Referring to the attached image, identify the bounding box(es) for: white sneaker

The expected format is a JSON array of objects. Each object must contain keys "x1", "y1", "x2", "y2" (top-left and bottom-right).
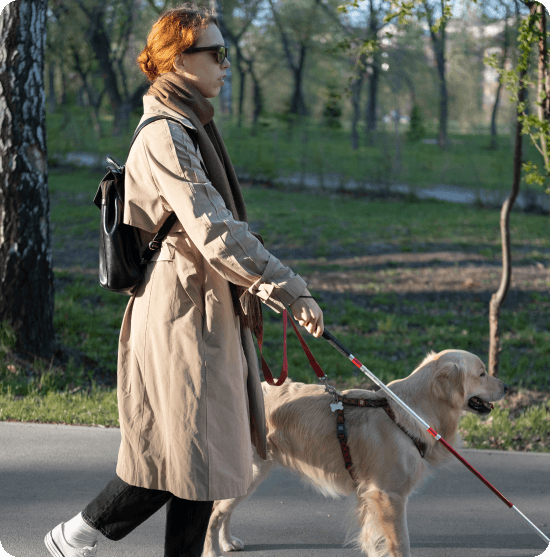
[{"x1": 44, "y1": 523, "x2": 98, "y2": 557}]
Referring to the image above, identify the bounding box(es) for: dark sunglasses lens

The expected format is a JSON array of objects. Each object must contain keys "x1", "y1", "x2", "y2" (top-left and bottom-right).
[{"x1": 218, "y1": 47, "x2": 227, "y2": 64}]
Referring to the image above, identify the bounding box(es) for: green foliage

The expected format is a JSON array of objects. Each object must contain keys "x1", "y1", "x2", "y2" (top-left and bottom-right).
[
  {"x1": 335, "y1": 0, "x2": 549, "y2": 197},
  {"x1": 405, "y1": 104, "x2": 426, "y2": 143},
  {"x1": 322, "y1": 82, "x2": 344, "y2": 129},
  {"x1": 0, "y1": 320, "x2": 17, "y2": 360}
]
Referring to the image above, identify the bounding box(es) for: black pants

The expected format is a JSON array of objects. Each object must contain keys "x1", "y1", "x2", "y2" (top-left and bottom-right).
[{"x1": 81, "y1": 474, "x2": 214, "y2": 557}]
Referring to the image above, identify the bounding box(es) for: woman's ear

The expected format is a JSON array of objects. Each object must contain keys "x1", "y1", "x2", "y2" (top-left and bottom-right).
[{"x1": 173, "y1": 53, "x2": 184, "y2": 73}]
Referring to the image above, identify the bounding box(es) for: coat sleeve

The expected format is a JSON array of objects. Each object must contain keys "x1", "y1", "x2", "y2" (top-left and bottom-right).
[{"x1": 140, "y1": 118, "x2": 308, "y2": 314}]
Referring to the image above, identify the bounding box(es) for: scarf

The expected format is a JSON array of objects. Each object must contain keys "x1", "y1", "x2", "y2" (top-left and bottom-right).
[{"x1": 145, "y1": 72, "x2": 263, "y2": 340}]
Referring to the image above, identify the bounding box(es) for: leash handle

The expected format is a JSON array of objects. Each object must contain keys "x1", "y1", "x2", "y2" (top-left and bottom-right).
[
  {"x1": 255, "y1": 309, "x2": 327, "y2": 385},
  {"x1": 286, "y1": 313, "x2": 326, "y2": 379}
]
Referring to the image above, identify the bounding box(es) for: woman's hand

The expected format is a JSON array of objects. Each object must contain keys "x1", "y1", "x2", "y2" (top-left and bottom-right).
[{"x1": 289, "y1": 289, "x2": 324, "y2": 338}]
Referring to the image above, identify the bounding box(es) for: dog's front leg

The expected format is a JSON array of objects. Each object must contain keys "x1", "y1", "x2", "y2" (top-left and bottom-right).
[
  {"x1": 202, "y1": 449, "x2": 275, "y2": 557},
  {"x1": 357, "y1": 490, "x2": 411, "y2": 557}
]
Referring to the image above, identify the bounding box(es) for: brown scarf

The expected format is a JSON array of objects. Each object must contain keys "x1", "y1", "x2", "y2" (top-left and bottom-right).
[{"x1": 145, "y1": 71, "x2": 263, "y2": 339}]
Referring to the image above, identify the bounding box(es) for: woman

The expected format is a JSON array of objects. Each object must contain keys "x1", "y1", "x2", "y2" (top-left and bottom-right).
[{"x1": 44, "y1": 3, "x2": 324, "y2": 557}]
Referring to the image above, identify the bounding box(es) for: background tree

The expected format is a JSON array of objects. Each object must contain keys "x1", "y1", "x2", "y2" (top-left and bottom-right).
[
  {"x1": 212, "y1": 0, "x2": 263, "y2": 127},
  {"x1": 68, "y1": 0, "x2": 150, "y2": 136},
  {"x1": 339, "y1": 0, "x2": 548, "y2": 377},
  {"x1": 488, "y1": 1, "x2": 548, "y2": 376},
  {"x1": 266, "y1": 0, "x2": 325, "y2": 122},
  {"x1": 0, "y1": 0, "x2": 56, "y2": 360}
]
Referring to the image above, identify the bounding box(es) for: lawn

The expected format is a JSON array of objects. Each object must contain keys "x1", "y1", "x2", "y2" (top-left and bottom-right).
[{"x1": 1, "y1": 149, "x2": 549, "y2": 452}]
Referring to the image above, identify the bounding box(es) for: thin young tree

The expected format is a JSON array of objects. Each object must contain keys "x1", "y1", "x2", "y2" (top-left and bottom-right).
[
  {"x1": 488, "y1": 1, "x2": 548, "y2": 376},
  {"x1": 339, "y1": 0, "x2": 549, "y2": 378}
]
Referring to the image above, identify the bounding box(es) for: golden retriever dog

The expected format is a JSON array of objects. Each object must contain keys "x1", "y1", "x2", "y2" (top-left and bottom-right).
[{"x1": 202, "y1": 349, "x2": 508, "y2": 557}]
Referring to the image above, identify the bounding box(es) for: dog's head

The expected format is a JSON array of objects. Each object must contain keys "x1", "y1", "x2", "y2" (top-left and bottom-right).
[{"x1": 424, "y1": 349, "x2": 508, "y2": 415}]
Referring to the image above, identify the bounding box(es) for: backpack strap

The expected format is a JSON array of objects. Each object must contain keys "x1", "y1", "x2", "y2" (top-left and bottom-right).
[
  {"x1": 129, "y1": 115, "x2": 199, "y2": 154},
  {"x1": 128, "y1": 116, "x2": 198, "y2": 266}
]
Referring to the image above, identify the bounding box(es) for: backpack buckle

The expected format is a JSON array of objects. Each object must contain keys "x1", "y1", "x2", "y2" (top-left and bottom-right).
[{"x1": 149, "y1": 240, "x2": 162, "y2": 251}]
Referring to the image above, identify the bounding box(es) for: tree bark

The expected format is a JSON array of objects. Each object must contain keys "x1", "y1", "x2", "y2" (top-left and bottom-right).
[
  {"x1": 0, "y1": 0, "x2": 56, "y2": 359},
  {"x1": 351, "y1": 62, "x2": 365, "y2": 150},
  {"x1": 487, "y1": 3, "x2": 537, "y2": 377},
  {"x1": 364, "y1": 1, "x2": 383, "y2": 146},
  {"x1": 48, "y1": 61, "x2": 57, "y2": 113},
  {"x1": 249, "y1": 61, "x2": 263, "y2": 126},
  {"x1": 365, "y1": 49, "x2": 381, "y2": 147}
]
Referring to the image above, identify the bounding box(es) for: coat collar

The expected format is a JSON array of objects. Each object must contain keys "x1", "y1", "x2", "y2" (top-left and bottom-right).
[{"x1": 142, "y1": 95, "x2": 197, "y2": 132}]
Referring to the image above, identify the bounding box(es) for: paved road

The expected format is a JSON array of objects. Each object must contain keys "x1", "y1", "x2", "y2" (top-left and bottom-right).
[{"x1": 1, "y1": 421, "x2": 549, "y2": 557}]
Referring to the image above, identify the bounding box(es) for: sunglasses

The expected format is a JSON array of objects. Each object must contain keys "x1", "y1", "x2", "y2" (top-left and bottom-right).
[{"x1": 182, "y1": 45, "x2": 229, "y2": 65}]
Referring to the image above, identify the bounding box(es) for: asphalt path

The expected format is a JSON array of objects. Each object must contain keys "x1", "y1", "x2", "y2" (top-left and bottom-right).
[{"x1": 1, "y1": 421, "x2": 549, "y2": 557}]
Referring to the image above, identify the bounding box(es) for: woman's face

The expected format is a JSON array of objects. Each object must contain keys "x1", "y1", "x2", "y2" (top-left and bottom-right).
[{"x1": 173, "y1": 23, "x2": 230, "y2": 98}]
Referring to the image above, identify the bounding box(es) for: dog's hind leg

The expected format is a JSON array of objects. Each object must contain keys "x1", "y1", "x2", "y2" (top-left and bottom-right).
[
  {"x1": 356, "y1": 490, "x2": 411, "y2": 557},
  {"x1": 202, "y1": 449, "x2": 275, "y2": 557}
]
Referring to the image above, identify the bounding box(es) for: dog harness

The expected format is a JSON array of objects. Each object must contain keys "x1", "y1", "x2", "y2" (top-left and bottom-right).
[
  {"x1": 331, "y1": 393, "x2": 427, "y2": 482},
  {"x1": 264, "y1": 310, "x2": 428, "y2": 484}
]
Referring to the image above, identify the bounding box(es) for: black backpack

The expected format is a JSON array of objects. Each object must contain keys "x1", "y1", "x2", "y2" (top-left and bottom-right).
[{"x1": 93, "y1": 116, "x2": 199, "y2": 295}]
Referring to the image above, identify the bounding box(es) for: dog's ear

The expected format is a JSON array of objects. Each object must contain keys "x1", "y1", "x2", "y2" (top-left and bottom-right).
[{"x1": 431, "y1": 360, "x2": 466, "y2": 405}]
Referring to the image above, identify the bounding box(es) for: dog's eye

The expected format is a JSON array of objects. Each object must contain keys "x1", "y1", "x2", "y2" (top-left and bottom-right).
[{"x1": 480, "y1": 372, "x2": 486, "y2": 377}]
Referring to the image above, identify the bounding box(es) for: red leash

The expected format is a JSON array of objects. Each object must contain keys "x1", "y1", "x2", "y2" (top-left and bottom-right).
[{"x1": 255, "y1": 309, "x2": 325, "y2": 385}]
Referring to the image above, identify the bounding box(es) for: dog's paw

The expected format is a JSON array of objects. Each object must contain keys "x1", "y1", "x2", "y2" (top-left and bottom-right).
[{"x1": 221, "y1": 535, "x2": 244, "y2": 552}]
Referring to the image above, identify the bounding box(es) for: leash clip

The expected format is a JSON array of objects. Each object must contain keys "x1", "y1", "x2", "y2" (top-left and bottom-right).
[{"x1": 319, "y1": 374, "x2": 339, "y2": 404}]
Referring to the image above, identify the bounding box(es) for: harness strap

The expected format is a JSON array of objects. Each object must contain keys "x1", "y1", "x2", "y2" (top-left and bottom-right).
[{"x1": 335, "y1": 393, "x2": 427, "y2": 459}]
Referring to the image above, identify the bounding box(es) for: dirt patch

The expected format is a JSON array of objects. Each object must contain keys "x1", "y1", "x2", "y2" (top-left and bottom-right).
[{"x1": 284, "y1": 251, "x2": 550, "y2": 295}]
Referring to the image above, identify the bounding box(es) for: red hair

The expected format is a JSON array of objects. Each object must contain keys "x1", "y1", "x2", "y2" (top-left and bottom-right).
[{"x1": 136, "y1": 3, "x2": 219, "y2": 83}]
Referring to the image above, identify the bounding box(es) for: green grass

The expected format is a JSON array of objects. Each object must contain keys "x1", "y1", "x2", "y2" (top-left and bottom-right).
[
  {"x1": 1, "y1": 165, "x2": 549, "y2": 450},
  {"x1": 46, "y1": 107, "x2": 549, "y2": 195},
  {"x1": 459, "y1": 403, "x2": 550, "y2": 453}
]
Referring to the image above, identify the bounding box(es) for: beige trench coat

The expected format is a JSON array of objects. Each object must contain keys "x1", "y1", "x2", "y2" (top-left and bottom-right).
[{"x1": 115, "y1": 95, "x2": 307, "y2": 501}]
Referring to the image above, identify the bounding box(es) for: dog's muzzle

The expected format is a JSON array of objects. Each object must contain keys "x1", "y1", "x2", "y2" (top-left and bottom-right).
[{"x1": 468, "y1": 396, "x2": 494, "y2": 414}]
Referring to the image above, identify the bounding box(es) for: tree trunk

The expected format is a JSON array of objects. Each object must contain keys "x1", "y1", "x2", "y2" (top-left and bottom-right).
[
  {"x1": 0, "y1": 0, "x2": 56, "y2": 359},
  {"x1": 60, "y1": 63, "x2": 68, "y2": 105},
  {"x1": 365, "y1": 53, "x2": 380, "y2": 147},
  {"x1": 237, "y1": 66, "x2": 246, "y2": 128},
  {"x1": 489, "y1": 5, "x2": 511, "y2": 151},
  {"x1": 393, "y1": 107, "x2": 401, "y2": 177},
  {"x1": 219, "y1": 65, "x2": 233, "y2": 116},
  {"x1": 423, "y1": 0, "x2": 448, "y2": 150},
  {"x1": 250, "y1": 64, "x2": 263, "y2": 127},
  {"x1": 113, "y1": 101, "x2": 132, "y2": 139},
  {"x1": 290, "y1": 50, "x2": 308, "y2": 117},
  {"x1": 487, "y1": 40, "x2": 531, "y2": 377},
  {"x1": 351, "y1": 67, "x2": 365, "y2": 150},
  {"x1": 48, "y1": 61, "x2": 56, "y2": 113}
]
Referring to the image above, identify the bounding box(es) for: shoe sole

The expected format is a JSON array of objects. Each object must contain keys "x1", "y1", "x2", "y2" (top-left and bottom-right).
[{"x1": 44, "y1": 530, "x2": 65, "y2": 557}]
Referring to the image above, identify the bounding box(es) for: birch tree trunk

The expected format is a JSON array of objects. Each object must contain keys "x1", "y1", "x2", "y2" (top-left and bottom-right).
[{"x1": 0, "y1": 0, "x2": 56, "y2": 359}]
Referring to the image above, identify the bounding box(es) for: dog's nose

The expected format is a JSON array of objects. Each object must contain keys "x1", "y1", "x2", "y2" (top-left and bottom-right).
[{"x1": 503, "y1": 382, "x2": 509, "y2": 393}]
